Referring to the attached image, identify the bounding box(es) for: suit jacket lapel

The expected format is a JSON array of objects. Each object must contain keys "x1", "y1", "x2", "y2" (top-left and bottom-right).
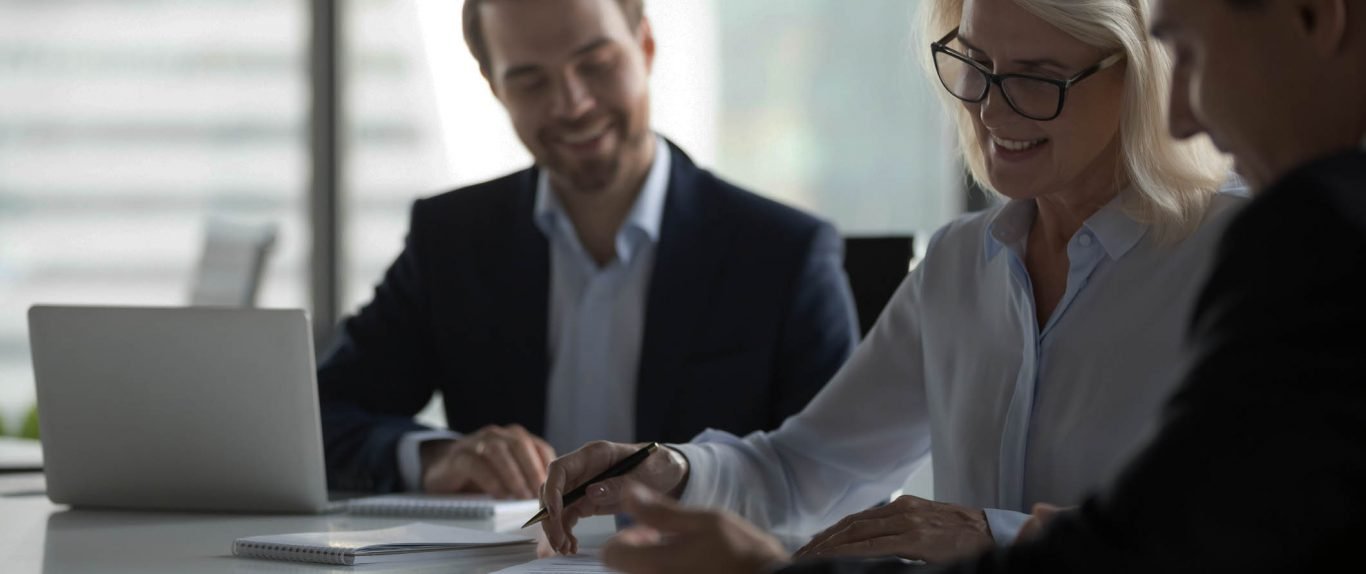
[
  {"x1": 635, "y1": 143, "x2": 730, "y2": 440},
  {"x1": 492, "y1": 168, "x2": 551, "y2": 436}
]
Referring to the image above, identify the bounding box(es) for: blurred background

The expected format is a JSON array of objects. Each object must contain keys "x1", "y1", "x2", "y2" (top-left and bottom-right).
[{"x1": 0, "y1": 0, "x2": 962, "y2": 476}]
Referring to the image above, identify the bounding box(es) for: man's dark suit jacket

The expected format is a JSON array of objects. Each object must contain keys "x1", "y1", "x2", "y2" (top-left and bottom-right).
[
  {"x1": 319, "y1": 141, "x2": 859, "y2": 493},
  {"x1": 781, "y1": 150, "x2": 1366, "y2": 574}
]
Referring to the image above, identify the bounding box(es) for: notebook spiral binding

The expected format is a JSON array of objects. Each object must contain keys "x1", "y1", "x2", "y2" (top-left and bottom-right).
[
  {"x1": 233, "y1": 541, "x2": 352, "y2": 566},
  {"x1": 347, "y1": 498, "x2": 496, "y2": 519}
]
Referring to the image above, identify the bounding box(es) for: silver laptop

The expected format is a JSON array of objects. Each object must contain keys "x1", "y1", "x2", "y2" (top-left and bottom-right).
[{"x1": 28, "y1": 305, "x2": 331, "y2": 513}]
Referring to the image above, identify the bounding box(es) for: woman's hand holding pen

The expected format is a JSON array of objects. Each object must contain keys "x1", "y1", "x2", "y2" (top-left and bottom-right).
[{"x1": 540, "y1": 440, "x2": 690, "y2": 555}]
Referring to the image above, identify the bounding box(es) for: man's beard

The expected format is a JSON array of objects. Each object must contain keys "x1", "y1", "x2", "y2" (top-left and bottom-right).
[
  {"x1": 544, "y1": 119, "x2": 643, "y2": 193},
  {"x1": 559, "y1": 155, "x2": 622, "y2": 193}
]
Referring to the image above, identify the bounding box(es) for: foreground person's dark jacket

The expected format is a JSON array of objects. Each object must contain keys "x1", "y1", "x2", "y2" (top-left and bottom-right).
[{"x1": 783, "y1": 151, "x2": 1366, "y2": 574}]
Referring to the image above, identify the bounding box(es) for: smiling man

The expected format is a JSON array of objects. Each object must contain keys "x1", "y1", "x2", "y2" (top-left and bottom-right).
[
  {"x1": 316, "y1": 0, "x2": 857, "y2": 499},
  {"x1": 593, "y1": 0, "x2": 1366, "y2": 572}
]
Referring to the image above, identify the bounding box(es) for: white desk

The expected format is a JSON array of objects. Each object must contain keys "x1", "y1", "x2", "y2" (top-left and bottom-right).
[{"x1": 0, "y1": 475, "x2": 616, "y2": 574}]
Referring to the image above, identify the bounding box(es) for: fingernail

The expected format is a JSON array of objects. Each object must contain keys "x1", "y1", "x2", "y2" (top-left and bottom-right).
[{"x1": 591, "y1": 484, "x2": 608, "y2": 498}]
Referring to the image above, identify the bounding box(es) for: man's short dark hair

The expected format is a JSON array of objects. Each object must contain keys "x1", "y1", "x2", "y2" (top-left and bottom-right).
[{"x1": 462, "y1": 0, "x2": 645, "y2": 79}]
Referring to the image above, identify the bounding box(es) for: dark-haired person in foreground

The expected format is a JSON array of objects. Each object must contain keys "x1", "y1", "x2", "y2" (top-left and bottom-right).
[{"x1": 595, "y1": 0, "x2": 1366, "y2": 572}]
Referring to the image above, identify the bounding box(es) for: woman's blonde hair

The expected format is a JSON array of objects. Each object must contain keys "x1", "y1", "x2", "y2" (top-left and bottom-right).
[{"x1": 918, "y1": 0, "x2": 1228, "y2": 242}]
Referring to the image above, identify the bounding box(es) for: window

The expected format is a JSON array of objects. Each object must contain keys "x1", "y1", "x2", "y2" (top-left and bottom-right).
[
  {"x1": 0, "y1": 0, "x2": 309, "y2": 427},
  {"x1": 712, "y1": 0, "x2": 959, "y2": 235}
]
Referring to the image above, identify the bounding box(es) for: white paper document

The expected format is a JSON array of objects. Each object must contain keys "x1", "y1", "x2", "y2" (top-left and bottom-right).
[
  {"x1": 492, "y1": 553, "x2": 616, "y2": 573},
  {"x1": 233, "y1": 522, "x2": 535, "y2": 566}
]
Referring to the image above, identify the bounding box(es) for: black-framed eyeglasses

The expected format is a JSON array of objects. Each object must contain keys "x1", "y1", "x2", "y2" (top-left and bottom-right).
[{"x1": 930, "y1": 27, "x2": 1125, "y2": 121}]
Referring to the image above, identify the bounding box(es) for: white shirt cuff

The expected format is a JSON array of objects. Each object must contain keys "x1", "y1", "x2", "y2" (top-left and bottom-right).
[
  {"x1": 670, "y1": 427, "x2": 752, "y2": 509},
  {"x1": 396, "y1": 429, "x2": 461, "y2": 492},
  {"x1": 983, "y1": 508, "x2": 1031, "y2": 546},
  {"x1": 667, "y1": 441, "x2": 720, "y2": 508}
]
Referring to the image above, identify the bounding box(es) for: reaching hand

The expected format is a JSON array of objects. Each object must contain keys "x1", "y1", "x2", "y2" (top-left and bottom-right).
[
  {"x1": 540, "y1": 441, "x2": 690, "y2": 555},
  {"x1": 601, "y1": 483, "x2": 789, "y2": 574},
  {"x1": 794, "y1": 494, "x2": 993, "y2": 563},
  {"x1": 419, "y1": 424, "x2": 555, "y2": 500}
]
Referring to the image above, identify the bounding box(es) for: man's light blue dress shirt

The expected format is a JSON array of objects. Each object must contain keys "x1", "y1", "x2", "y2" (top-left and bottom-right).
[
  {"x1": 395, "y1": 136, "x2": 671, "y2": 489},
  {"x1": 536, "y1": 136, "x2": 671, "y2": 455},
  {"x1": 673, "y1": 189, "x2": 1246, "y2": 544}
]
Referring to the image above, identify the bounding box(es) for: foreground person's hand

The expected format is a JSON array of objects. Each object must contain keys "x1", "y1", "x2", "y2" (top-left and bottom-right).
[{"x1": 601, "y1": 483, "x2": 789, "y2": 574}]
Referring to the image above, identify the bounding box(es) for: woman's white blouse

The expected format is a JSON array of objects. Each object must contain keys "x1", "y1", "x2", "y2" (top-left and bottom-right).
[{"x1": 672, "y1": 191, "x2": 1246, "y2": 543}]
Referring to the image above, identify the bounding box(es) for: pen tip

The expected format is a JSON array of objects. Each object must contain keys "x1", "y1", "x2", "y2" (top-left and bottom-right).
[{"x1": 521, "y1": 511, "x2": 546, "y2": 529}]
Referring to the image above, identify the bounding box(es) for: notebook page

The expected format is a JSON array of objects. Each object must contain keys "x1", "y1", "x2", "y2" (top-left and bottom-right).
[{"x1": 235, "y1": 522, "x2": 532, "y2": 552}]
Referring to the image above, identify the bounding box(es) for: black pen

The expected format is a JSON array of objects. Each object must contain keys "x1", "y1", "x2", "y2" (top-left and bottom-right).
[{"x1": 522, "y1": 442, "x2": 660, "y2": 528}]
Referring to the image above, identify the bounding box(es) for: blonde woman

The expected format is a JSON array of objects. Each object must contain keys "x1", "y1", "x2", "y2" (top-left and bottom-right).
[{"x1": 541, "y1": 0, "x2": 1242, "y2": 567}]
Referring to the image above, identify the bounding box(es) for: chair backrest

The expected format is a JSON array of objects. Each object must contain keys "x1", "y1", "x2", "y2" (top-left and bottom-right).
[
  {"x1": 187, "y1": 218, "x2": 278, "y2": 307},
  {"x1": 843, "y1": 235, "x2": 915, "y2": 337}
]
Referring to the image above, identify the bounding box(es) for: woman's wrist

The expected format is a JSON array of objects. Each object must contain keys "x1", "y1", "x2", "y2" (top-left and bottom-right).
[{"x1": 661, "y1": 444, "x2": 691, "y2": 499}]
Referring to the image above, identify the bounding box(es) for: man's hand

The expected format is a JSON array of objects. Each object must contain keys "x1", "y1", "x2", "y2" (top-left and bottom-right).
[
  {"x1": 419, "y1": 424, "x2": 555, "y2": 499},
  {"x1": 541, "y1": 441, "x2": 690, "y2": 555},
  {"x1": 794, "y1": 494, "x2": 993, "y2": 563},
  {"x1": 601, "y1": 483, "x2": 789, "y2": 574}
]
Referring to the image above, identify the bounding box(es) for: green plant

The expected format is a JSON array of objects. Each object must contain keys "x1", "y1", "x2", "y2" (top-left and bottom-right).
[{"x1": 20, "y1": 405, "x2": 38, "y2": 440}]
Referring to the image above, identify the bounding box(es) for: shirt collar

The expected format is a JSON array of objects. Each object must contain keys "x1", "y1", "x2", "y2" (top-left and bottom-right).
[
  {"x1": 984, "y1": 199, "x2": 1034, "y2": 261},
  {"x1": 984, "y1": 190, "x2": 1148, "y2": 262},
  {"x1": 534, "y1": 135, "x2": 671, "y2": 264},
  {"x1": 1082, "y1": 191, "x2": 1148, "y2": 260}
]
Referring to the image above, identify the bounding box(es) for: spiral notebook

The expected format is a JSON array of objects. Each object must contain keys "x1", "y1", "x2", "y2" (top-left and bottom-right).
[
  {"x1": 344, "y1": 494, "x2": 541, "y2": 520},
  {"x1": 232, "y1": 522, "x2": 535, "y2": 566}
]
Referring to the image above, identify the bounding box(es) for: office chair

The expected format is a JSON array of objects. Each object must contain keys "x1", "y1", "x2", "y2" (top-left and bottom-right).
[
  {"x1": 843, "y1": 235, "x2": 915, "y2": 337},
  {"x1": 187, "y1": 218, "x2": 278, "y2": 307}
]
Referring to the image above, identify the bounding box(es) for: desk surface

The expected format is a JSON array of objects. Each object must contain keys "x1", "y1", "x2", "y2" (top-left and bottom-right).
[{"x1": 0, "y1": 475, "x2": 616, "y2": 574}]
